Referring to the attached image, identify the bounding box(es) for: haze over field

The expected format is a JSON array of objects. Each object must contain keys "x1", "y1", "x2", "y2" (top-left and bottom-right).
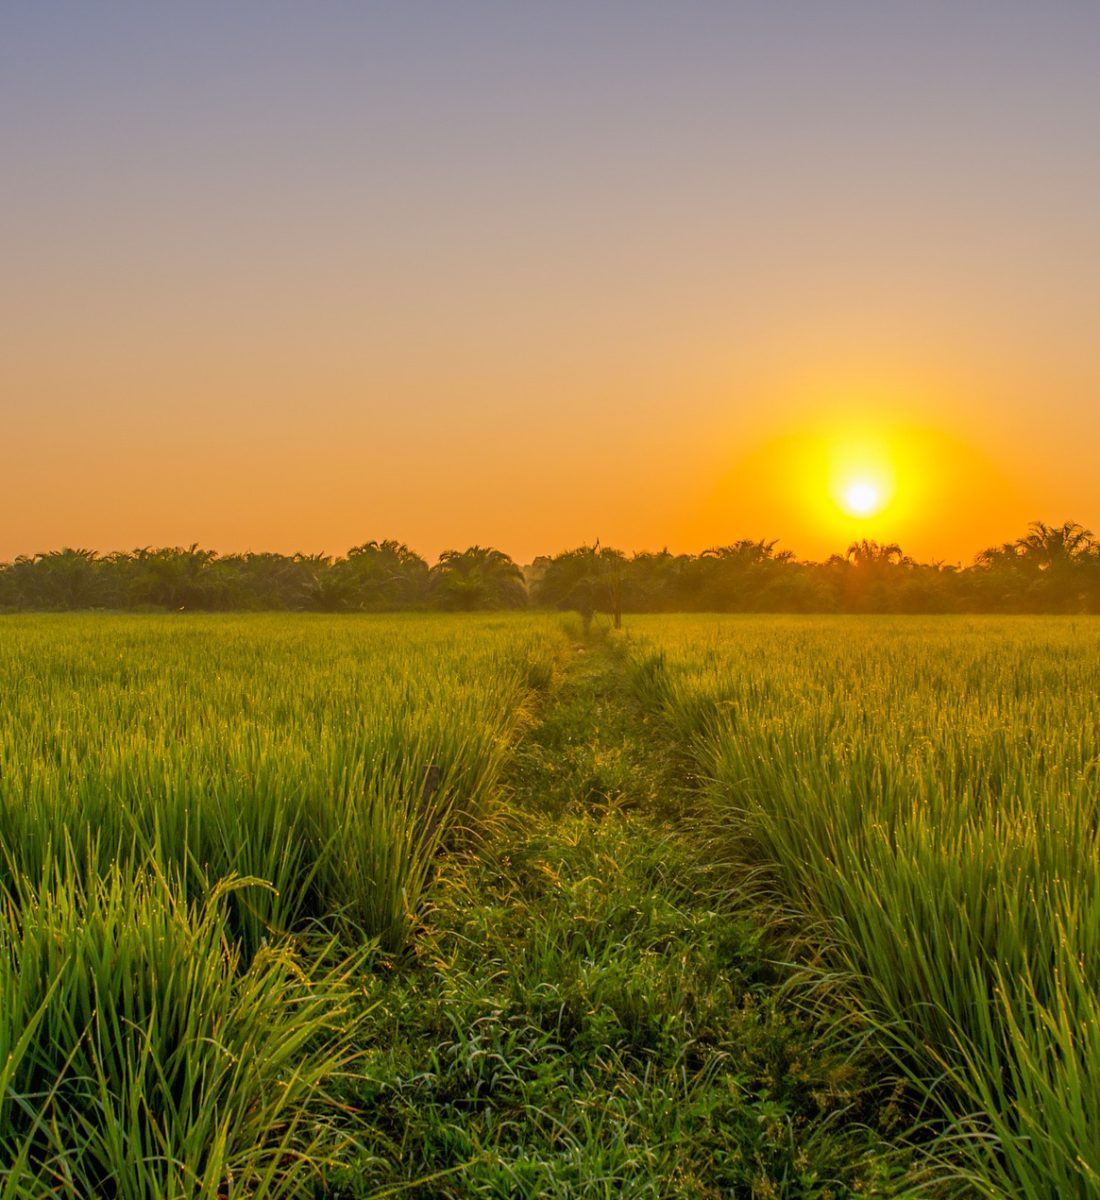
[{"x1": 4, "y1": 3, "x2": 1099, "y2": 562}]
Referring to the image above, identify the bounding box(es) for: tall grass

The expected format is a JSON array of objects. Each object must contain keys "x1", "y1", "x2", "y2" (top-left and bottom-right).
[
  {"x1": 631, "y1": 614, "x2": 1100, "y2": 1198},
  {"x1": 0, "y1": 866, "x2": 366, "y2": 1198},
  {"x1": 0, "y1": 612, "x2": 557, "y2": 950},
  {"x1": 0, "y1": 612, "x2": 560, "y2": 1195}
]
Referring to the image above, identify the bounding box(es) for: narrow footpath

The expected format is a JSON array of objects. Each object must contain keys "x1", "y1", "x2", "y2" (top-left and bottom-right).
[{"x1": 333, "y1": 629, "x2": 936, "y2": 1199}]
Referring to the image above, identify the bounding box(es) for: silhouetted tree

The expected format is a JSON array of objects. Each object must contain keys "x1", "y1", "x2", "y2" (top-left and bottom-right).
[
  {"x1": 429, "y1": 546, "x2": 526, "y2": 611},
  {"x1": 0, "y1": 549, "x2": 108, "y2": 609},
  {"x1": 624, "y1": 549, "x2": 694, "y2": 612},
  {"x1": 533, "y1": 544, "x2": 625, "y2": 627},
  {"x1": 1014, "y1": 521, "x2": 1096, "y2": 612},
  {"x1": 1016, "y1": 520, "x2": 1095, "y2": 568},
  {"x1": 695, "y1": 540, "x2": 794, "y2": 610},
  {"x1": 2, "y1": 521, "x2": 1096, "y2": 615},
  {"x1": 333, "y1": 540, "x2": 429, "y2": 610},
  {"x1": 827, "y1": 540, "x2": 914, "y2": 612},
  {"x1": 970, "y1": 522, "x2": 1098, "y2": 612},
  {"x1": 130, "y1": 545, "x2": 219, "y2": 609},
  {"x1": 210, "y1": 552, "x2": 319, "y2": 610}
]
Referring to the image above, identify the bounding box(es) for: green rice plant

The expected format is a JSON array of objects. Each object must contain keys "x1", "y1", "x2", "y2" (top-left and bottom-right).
[
  {"x1": 0, "y1": 613, "x2": 560, "y2": 951},
  {"x1": 0, "y1": 612, "x2": 561, "y2": 1193},
  {"x1": 0, "y1": 864, "x2": 369, "y2": 1199},
  {"x1": 630, "y1": 614, "x2": 1100, "y2": 1198}
]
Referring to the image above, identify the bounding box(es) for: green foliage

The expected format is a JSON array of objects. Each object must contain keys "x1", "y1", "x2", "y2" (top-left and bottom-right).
[
  {"x1": 0, "y1": 867, "x2": 367, "y2": 1198},
  {"x1": 429, "y1": 546, "x2": 528, "y2": 611},
  {"x1": 633, "y1": 614, "x2": 1100, "y2": 1197},
  {"x1": 3, "y1": 520, "x2": 1099, "y2": 614},
  {"x1": 530, "y1": 543, "x2": 626, "y2": 626},
  {"x1": 0, "y1": 614, "x2": 557, "y2": 953},
  {"x1": 6, "y1": 608, "x2": 1089, "y2": 1196},
  {"x1": 335, "y1": 637, "x2": 930, "y2": 1198},
  {"x1": 331, "y1": 539, "x2": 431, "y2": 611},
  {"x1": 0, "y1": 613, "x2": 560, "y2": 1194}
]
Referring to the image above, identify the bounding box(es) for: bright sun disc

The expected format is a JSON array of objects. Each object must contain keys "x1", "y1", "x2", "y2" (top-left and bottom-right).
[{"x1": 844, "y1": 480, "x2": 881, "y2": 516}]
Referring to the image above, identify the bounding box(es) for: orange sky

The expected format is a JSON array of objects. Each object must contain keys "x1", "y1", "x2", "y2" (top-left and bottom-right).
[{"x1": 3, "y1": 5, "x2": 1099, "y2": 565}]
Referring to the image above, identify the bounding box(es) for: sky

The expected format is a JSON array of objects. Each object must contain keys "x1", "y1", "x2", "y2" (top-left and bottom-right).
[{"x1": 3, "y1": 2, "x2": 1099, "y2": 565}]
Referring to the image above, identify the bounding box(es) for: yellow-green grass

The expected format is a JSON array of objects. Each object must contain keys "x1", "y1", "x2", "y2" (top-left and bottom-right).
[
  {"x1": 0, "y1": 868, "x2": 368, "y2": 1199},
  {"x1": 0, "y1": 612, "x2": 560, "y2": 1195},
  {"x1": 631, "y1": 614, "x2": 1100, "y2": 1198},
  {"x1": 0, "y1": 612, "x2": 558, "y2": 951}
]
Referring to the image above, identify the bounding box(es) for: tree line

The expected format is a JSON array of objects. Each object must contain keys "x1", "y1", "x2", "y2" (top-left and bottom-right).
[{"x1": 2, "y1": 522, "x2": 1099, "y2": 615}]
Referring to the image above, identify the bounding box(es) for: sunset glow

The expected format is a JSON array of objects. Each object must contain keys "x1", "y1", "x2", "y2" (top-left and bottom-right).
[
  {"x1": 825, "y1": 433, "x2": 898, "y2": 528},
  {"x1": 2, "y1": 6, "x2": 1098, "y2": 563},
  {"x1": 843, "y1": 481, "x2": 882, "y2": 518}
]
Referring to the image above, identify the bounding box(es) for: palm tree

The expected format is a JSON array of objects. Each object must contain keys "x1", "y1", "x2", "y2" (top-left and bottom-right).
[
  {"x1": 845, "y1": 539, "x2": 909, "y2": 568},
  {"x1": 31, "y1": 548, "x2": 104, "y2": 608},
  {"x1": 532, "y1": 544, "x2": 625, "y2": 627},
  {"x1": 1014, "y1": 521, "x2": 1096, "y2": 570},
  {"x1": 1013, "y1": 521, "x2": 1097, "y2": 612},
  {"x1": 337, "y1": 540, "x2": 429, "y2": 609},
  {"x1": 974, "y1": 541, "x2": 1021, "y2": 569},
  {"x1": 429, "y1": 546, "x2": 527, "y2": 611},
  {"x1": 701, "y1": 538, "x2": 792, "y2": 566},
  {"x1": 832, "y1": 540, "x2": 912, "y2": 613},
  {"x1": 133, "y1": 545, "x2": 218, "y2": 609},
  {"x1": 626, "y1": 548, "x2": 693, "y2": 612},
  {"x1": 697, "y1": 539, "x2": 796, "y2": 611}
]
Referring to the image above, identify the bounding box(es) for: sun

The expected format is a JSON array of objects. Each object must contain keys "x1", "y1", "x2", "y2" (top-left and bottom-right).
[
  {"x1": 843, "y1": 479, "x2": 883, "y2": 517},
  {"x1": 826, "y1": 435, "x2": 896, "y2": 521}
]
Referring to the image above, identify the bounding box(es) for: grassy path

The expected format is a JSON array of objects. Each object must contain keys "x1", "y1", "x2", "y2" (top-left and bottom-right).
[{"x1": 334, "y1": 631, "x2": 936, "y2": 1198}]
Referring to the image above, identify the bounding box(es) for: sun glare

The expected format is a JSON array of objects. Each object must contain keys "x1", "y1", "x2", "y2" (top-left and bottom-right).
[
  {"x1": 843, "y1": 479, "x2": 882, "y2": 517},
  {"x1": 826, "y1": 434, "x2": 897, "y2": 524}
]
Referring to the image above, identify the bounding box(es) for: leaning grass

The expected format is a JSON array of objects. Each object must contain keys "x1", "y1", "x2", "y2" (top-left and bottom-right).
[
  {"x1": 0, "y1": 865, "x2": 368, "y2": 1199},
  {"x1": 0, "y1": 612, "x2": 558, "y2": 951},
  {"x1": 631, "y1": 614, "x2": 1100, "y2": 1199},
  {"x1": 0, "y1": 612, "x2": 560, "y2": 1195}
]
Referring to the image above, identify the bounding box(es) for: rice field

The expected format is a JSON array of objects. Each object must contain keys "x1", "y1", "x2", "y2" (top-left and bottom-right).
[
  {"x1": 630, "y1": 614, "x2": 1100, "y2": 1199},
  {"x1": 0, "y1": 613, "x2": 559, "y2": 1197},
  {"x1": 3, "y1": 610, "x2": 1098, "y2": 1197}
]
